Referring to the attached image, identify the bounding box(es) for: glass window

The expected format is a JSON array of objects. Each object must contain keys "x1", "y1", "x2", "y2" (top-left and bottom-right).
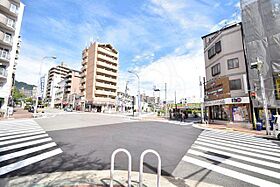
[
  {"x1": 211, "y1": 63, "x2": 220, "y2": 76},
  {"x1": 4, "y1": 33, "x2": 12, "y2": 43},
  {"x1": 7, "y1": 19, "x2": 15, "y2": 28},
  {"x1": 208, "y1": 46, "x2": 216, "y2": 59},
  {"x1": 230, "y1": 79, "x2": 242, "y2": 90},
  {"x1": 228, "y1": 58, "x2": 239, "y2": 69},
  {"x1": 10, "y1": 4, "x2": 18, "y2": 14},
  {"x1": 215, "y1": 41, "x2": 221, "y2": 53}
]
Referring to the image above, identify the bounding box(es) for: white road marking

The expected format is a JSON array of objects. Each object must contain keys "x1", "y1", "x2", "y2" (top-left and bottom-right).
[
  {"x1": 197, "y1": 137, "x2": 280, "y2": 157},
  {"x1": 182, "y1": 156, "x2": 280, "y2": 187},
  {"x1": 0, "y1": 129, "x2": 44, "y2": 137},
  {"x1": 0, "y1": 125, "x2": 41, "y2": 130},
  {"x1": 0, "y1": 131, "x2": 45, "y2": 141},
  {"x1": 192, "y1": 145, "x2": 280, "y2": 169},
  {"x1": 200, "y1": 133, "x2": 277, "y2": 146},
  {"x1": 0, "y1": 138, "x2": 52, "y2": 152},
  {"x1": 198, "y1": 136, "x2": 280, "y2": 153},
  {"x1": 195, "y1": 141, "x2": 280, "y2": 162},
  {"x1": 0, "y1": 134, "x2": 48, "y2": 146},
  {"x1": 0, "y1": 142, "x2": 57, "y2": 162},
  {"x1": 188, "y1": 149, "x2": 280, "y2": 179},
  {"x1": 0, "y1": 148, "x2": 62, "y2": 175},
  {"x1": 0, "y1": 128, "x2": 44, "y2": 136}
]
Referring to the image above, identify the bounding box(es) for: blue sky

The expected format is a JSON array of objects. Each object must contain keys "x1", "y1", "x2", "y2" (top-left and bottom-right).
[{"x1": 17, "y1": 0, "x2": 240, "y2": 100}]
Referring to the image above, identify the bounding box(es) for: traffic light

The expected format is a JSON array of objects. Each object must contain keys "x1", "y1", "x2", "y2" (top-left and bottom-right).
[{"x1": 251, "y1": 91, "x2": 256, "y2": 99}]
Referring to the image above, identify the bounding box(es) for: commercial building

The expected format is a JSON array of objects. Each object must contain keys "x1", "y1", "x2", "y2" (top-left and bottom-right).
[
  {"x1": 45, "y1": 63, "x2": 71, "y2": 107},
  {"x1": 0, "y1": 0, "x2": 24, "y2": 113},
  {"x1": 202, "y1": 23, "x2": 252, "y2": 125},
  {"x1": 116, "y1": 91, "x2": 133, "y2": 112},
  {"x1": 80, "y1": 42, "x2": 118, "y2": 112},
  {"x1": 241, "y1": 0, "x2": 280, "y2": 123}
]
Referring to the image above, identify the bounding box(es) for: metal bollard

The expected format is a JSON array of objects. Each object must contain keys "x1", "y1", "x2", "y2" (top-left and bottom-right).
[
  {"x1": 110, "y1": 148, "x2": 132, "y2": 187},
  {"x1": 139, "y1": 149, "x2": 161, "y2": 187}
]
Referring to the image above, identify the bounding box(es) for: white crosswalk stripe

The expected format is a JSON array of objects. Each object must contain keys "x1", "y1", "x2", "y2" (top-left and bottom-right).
[
  {"x1": 181, "y1": 129, "x2": 280, "y2": 186},
  {"x1": 0, "y1": 119, "x2": 62, "y2": 176}
]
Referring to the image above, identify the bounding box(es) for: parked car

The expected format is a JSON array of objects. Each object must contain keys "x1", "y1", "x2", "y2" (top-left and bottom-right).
[
  {"x1": 28, "y1": 106, "x2": 34, "y2": 113},
  {"x1": 37, "y1": 105, "x2": 45, "y2": 113},
  {"x1": 64, "y1": 107, "x2": 73, "y2": 112}
]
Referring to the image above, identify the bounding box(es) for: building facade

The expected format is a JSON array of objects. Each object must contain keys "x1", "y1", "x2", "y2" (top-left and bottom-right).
[
  {"x1": 202, "y1": 23, "x2": 252, "y2": 125},
  {"x1": 0, "y1": 0, "x2": 24, "y2": 113},
  {"x1": 45, "y1": 63, "x2": 71, "y2": 107},
  {"x1": 80, "y1": 42, "x2": 118, "y2": 112}
]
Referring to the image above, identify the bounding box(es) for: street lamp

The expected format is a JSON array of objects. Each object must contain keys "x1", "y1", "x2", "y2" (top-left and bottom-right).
[
  {"x1": 128, "y1": 70, "x2": 141, "y2": 116},
  {"x1": 34, "y1": 56, "x2": 57, "y2": 115}
]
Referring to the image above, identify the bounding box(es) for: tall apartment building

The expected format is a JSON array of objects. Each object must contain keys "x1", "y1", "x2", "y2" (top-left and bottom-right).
[
  {"x1": 202, "y1": 23, "x2": 252, "y2": 126},
  {"x1": 0, "y1": 0, "x2": 24, "y2": 113},
  {"x1": 45, "y1": 63, "x2": 71, "y2": 107},
  {"x1": 80, "y1": 42, "x2": 118, "y2": 111},
  {"x1": 54, "y1": 70, "x2": 81, "y2": 108}
]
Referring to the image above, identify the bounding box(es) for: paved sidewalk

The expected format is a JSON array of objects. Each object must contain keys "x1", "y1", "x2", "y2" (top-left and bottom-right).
[
  {"x1": 3, "y1": 170, "x2": 222, "y2": 187},
  {"x1": 0, "y1": 108, "x2": 32, "y2": 121},
  {"x1": 193, "y1": 123, "x2": 267, "y2": 136}
]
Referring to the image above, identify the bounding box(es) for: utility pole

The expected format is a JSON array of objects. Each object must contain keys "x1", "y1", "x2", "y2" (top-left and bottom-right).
[
  {"x1": 199, "y1": 76, "x2": 204, "y2": 123},
  {"x1": 251, "y1": 58, "x2": 270, "y2": 135},
  {"x1": 165, "y1": 83, "x2": 167, "y2": 118}
]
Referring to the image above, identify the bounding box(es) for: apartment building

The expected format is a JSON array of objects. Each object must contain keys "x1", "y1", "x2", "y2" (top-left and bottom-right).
[
  {"x1": 0, "y1": 0, "x2": 24, "y2": 113},
  {"x1": 54, "y1": 70, "x2": 81, "y2": 108},
  {"x1": 202, "y1": 23, "x2": 252, "y2": 125},
  {"x1": 45, "y1": 63, "x2": 71, "y2": 107},
  {"x1": 80, "y1": 42, "x2": 118, "y2": 111}
]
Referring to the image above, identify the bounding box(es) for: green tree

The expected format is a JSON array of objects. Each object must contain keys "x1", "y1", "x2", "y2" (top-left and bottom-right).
[{"x1": 12, "y1": 87, "x2": 25, "y2": 102}]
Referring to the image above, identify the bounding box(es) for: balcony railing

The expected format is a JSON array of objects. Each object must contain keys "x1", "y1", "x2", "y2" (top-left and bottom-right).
[
  {"x1": 0, "y1": 0, "x2": 18, "y2": 15},
  {"x1": 0, "y1": 50, "x2": 10, "y2": 62},
  {"x1": 97, "y1": 54, "x2": 117, "y2": 64},
  {"x1": 0, "y1": 67, "x2": 7, "y2": 78},
  {"x1": 98, "y1": 47, "x2": 118, "y2": 58},
  {"x1": 97, "y1": 61, "x2": 117, "y2": 70},
  {"x1": 0, "y1": 14, "x2": 15, "y2": 30},
  {"x1": 96, "y1": 68, "x2": 117, "y2": 77},
  {"x1": 95, "y1": 82, "x2": 116, "y2": 90},
  {"x1": 96, "y1": 75, "x2": 117, "y2": 83},
  {"x1": 95, "y1": 89, "x2": 116, "y2": 96}
]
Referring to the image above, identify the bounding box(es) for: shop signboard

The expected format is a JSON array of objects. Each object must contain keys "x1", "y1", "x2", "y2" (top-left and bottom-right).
[
  {"x1": 205, "y1": 76, "x2": 230, "y2": 101},
  {"x1": 204, "y1": 97, "x2": 250, "y2": 107}
]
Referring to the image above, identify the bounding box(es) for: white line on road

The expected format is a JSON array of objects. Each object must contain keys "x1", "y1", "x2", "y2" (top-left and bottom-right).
[
  {"x1": 0, "y1": 134, "x2": 48, "y2": 146},
  {"x1": 0, "y1": 129, "x2": 45, "y2": 137},
  {"x1": 200, "y1": 133, "x2": 277, "y2": 146},
  {"x1": 182, "y1": 156, "x2": 280, "y2": 187},
  {"x1": 0, "y1": 148, "x2": 63, "y2": 175},
  {"x1": 0, "y1": 137, "x2": 52, "y2": 152},
  {"x1": 187, "y1": 149, "x2": 280, "y2": 179},
  {"x1": 0, "y1": 142, "x2": 57, "y2": 162},
  {"x1": 0, "y1": 131, "x2": 46, "y2": 141},
  {"x1": 195, "y1": 141, "x2": 280, "y2": 162},
  {"x1": 0, "y1": 128, "x2": 44, "y2": 136},
  {"x1": 197, "y1": 137, "x2": 280, "y2": 157},
  {"x1": 192, "y1": 145, "x2": 280, "y2": 169},
  {"x1": 198, "y1": 136, "x2": 280, "y2": 153},
  {"x1": 0, "y1": 124, "x2": 41, "y2": 130}
]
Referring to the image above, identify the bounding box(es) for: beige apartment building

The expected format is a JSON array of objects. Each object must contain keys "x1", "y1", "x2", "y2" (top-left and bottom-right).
[
  {"x1": 0, "y1": 0, "x2": 24, "y2": 114},
  {"x1": 80, "y1": 42, "x2": 118, "y2": 111},
  {"x1": 202, "y1": 23, "x2": 252, "y2": 125}
]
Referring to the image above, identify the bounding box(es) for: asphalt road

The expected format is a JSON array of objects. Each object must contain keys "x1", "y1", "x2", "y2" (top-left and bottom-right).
[{"x1": 4, "y1": 117, "x2": 201, "y2": 177}]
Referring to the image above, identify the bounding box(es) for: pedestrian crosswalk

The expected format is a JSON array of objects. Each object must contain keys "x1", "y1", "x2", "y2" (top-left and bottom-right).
[
  {"x1": 181, "y1": 130, "x2": 280, "y2": 187},
  {"x1": 0, "y1": 119, "x2": 62, "y2": 176}
]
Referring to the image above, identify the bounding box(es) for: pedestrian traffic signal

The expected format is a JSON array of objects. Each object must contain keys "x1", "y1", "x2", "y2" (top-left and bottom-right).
[{"x1": 251, "y1": 91, "x2": 256, "y2": 99}]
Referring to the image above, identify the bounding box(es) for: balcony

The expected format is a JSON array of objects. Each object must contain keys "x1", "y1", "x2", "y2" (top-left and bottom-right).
[
  {"x1": 95, "y1": 82, "x2": 116, "y2": 90},
  {"x1": 0, "y1": 31, "x2": 12, "y2": 46},
  {"x1": 0, "y1": 67, "x2": 7, "y2": 79},
  {"x1": 80, "y1": 71, "x2": 87, "y2": 78},
  {"x1": 97, "y1": 54, "x2": 117, "y2": 64},
  {"x1": 96, "y1": 68, "x2": 117, "y2": 77},
  {"x1": 94, "y1": 97, "x2": 116, "y2": 104},
  {"x1": 0, "y1": 50, "x2": 10, "y2": 62},
  {"x1": 0, "y1": 0, "x2": 18, "y2": 18},
  {"x1": 95, "y1": 89, "x2": 116, "y2": 97},
  {"x1": 80, "y1": 78, "x2": 86, "y2": 84},
  {"x1": 96, "y1": 75, "x2": 117, "y2": 83},
  {"x1": 81, "y1": 65, "x2": 87, "y2": 72},
  {"x1": 97, "y1": 61, "x2": 117, "y2": 71},
  {"x1": 98, "y1": 47, "x2": 118, "y2": 58},
  {"x1": 0, "y1": 13, "x2": 15, "y2": 32}
]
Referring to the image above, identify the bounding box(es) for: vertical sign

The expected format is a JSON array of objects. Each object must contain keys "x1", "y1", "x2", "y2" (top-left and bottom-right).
[{"x1": 40, "y1": 75, "x2": 45, "y2": 98}]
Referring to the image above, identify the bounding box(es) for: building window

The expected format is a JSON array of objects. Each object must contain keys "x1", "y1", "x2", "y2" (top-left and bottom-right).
[
  {"x1": 4, "y1": 33, "x2": 12, "y2": 43},
  {"x1": 228, "y1": 58, "x2": 239, "y2": 70},
  {"x1": 215, "y1": 41, "x2": 221, "y2": 53},
  {"x1": 211, "y1": 63, "x2": 220, "y2": 76},
  {"x1": 10, "y1": 4, "x2": 18, "y2": 14},
  {"x1": 230, "y1": 79, "x2": 242, "y2": 90},
  {"x1": 7, "y1": 19, "x2": 15, "y2": 28},
  {"x1": 208, "y1": 46, "x2": 215, "y2": 59}
]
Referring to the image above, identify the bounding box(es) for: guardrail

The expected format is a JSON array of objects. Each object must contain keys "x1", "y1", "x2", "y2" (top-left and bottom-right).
[{"x1": 110, "y1": 148, "x2": 161, "y2": 187}]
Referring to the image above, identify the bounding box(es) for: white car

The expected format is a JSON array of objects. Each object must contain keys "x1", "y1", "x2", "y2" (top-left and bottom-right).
[{"x1": 272, "y1": 115, "x2": 280, "y2": 139}]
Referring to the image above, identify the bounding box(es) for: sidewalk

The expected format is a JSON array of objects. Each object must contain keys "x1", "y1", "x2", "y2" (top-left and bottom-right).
[
  {"x1": 0, "y1": 108, "x2": 32, "y2": 121},
  {"x1": 4, "y1": 170, "x2": 221, "y2": 187},
  {"x1": 193, "y1": 123, "x2": 267, "y2": 136}
]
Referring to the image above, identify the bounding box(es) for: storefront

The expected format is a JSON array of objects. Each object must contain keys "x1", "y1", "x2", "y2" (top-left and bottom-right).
[{"x1": 205, "y1": 97, "x2": 251, "y2": 123}]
